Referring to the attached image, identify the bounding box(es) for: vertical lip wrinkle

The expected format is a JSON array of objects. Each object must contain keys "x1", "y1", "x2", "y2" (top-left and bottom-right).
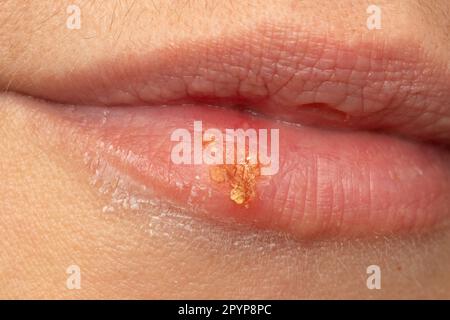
[{"x1": 8, "y1": 24, "x2": 450, "y2": 146}]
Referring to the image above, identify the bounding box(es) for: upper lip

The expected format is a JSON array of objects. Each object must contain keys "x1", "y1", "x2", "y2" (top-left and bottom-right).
[{"x1": 9, "y1": 24, "x2": 450, "y2": 146}]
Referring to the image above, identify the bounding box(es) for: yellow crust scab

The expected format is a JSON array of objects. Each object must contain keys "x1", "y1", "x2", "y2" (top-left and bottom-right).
[
  {"x1": 209, "y1": 160, "x2": 261, "y2": 207},
  {"x1": 230, "y1": 185, "x2": 246, "y2": 204},
  {"x1": 209, "y1": 166, "x2": 226, "y2": 183},
  {"x1": 203, "y1": 135, "x2": 261, "y2": 207}
]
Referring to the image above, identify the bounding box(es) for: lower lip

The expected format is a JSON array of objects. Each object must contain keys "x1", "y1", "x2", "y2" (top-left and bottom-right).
[{"x1": 28, "y1": 98, "x2": 450, "y2": 239}]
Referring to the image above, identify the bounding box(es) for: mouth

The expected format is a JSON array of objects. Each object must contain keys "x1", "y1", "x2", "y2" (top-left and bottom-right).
[{"x1": 8, "y1": 25, "x2": 450, "y2": 240}]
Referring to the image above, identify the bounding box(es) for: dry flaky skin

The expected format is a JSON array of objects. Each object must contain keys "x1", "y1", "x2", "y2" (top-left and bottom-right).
[{"x1": 209, "y1": 161, "x2": 261, "y2": 207}]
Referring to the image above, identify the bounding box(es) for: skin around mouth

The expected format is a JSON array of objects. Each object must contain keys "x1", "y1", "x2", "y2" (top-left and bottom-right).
[{"x1": 3, "y1": 0, "x2": 450, "y2": 299}]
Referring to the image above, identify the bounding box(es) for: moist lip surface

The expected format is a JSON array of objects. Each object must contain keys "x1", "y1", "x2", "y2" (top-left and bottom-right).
[
  {"x1": 23, "y1": 99, "x2": 450, "y2": 240},
  {"x1": 8, "y1": 25, "x2": 450, "y2": 239}
]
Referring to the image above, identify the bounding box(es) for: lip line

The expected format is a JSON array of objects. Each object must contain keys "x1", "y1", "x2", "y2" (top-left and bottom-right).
[
  {"x1": 18, "y1": 93, "x2": 450, "y2": 156},
  {"x1": 6, "y1": 24, "x2": 450, "y2": 146}
]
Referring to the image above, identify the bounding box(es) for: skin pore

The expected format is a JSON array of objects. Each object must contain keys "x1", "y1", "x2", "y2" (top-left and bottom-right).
[{"x1": 0, "y1": 0, "x2": 450, "y2": 298}]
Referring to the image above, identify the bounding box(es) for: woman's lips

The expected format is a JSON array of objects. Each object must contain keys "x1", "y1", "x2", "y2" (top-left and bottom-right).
[
  {"x1": 7, "y1": 25, "x2": 450, "y2": 239},
  {"x1": 22, "y1": 97, "x2": 450, "y2": 239}
]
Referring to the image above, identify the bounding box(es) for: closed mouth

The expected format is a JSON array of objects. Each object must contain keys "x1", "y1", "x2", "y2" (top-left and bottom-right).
[{"x1": 8, "y1": 24, "x2": 450, "y2": 239}]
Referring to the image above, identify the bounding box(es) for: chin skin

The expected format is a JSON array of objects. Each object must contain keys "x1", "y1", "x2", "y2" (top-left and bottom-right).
[{"x1": 1, "y1": 0, "x2": 450, "y2": 299}]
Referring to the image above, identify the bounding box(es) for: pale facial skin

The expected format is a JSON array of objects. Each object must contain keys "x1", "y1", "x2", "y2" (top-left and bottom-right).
[{"x1": 1, "y1": 0, "x2": 450, "y2": 299}]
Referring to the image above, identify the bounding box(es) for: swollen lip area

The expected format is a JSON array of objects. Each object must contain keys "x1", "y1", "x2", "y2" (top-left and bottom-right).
[{"x1": 31, "y1": 98, "x2": 450, "y2": 239}]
